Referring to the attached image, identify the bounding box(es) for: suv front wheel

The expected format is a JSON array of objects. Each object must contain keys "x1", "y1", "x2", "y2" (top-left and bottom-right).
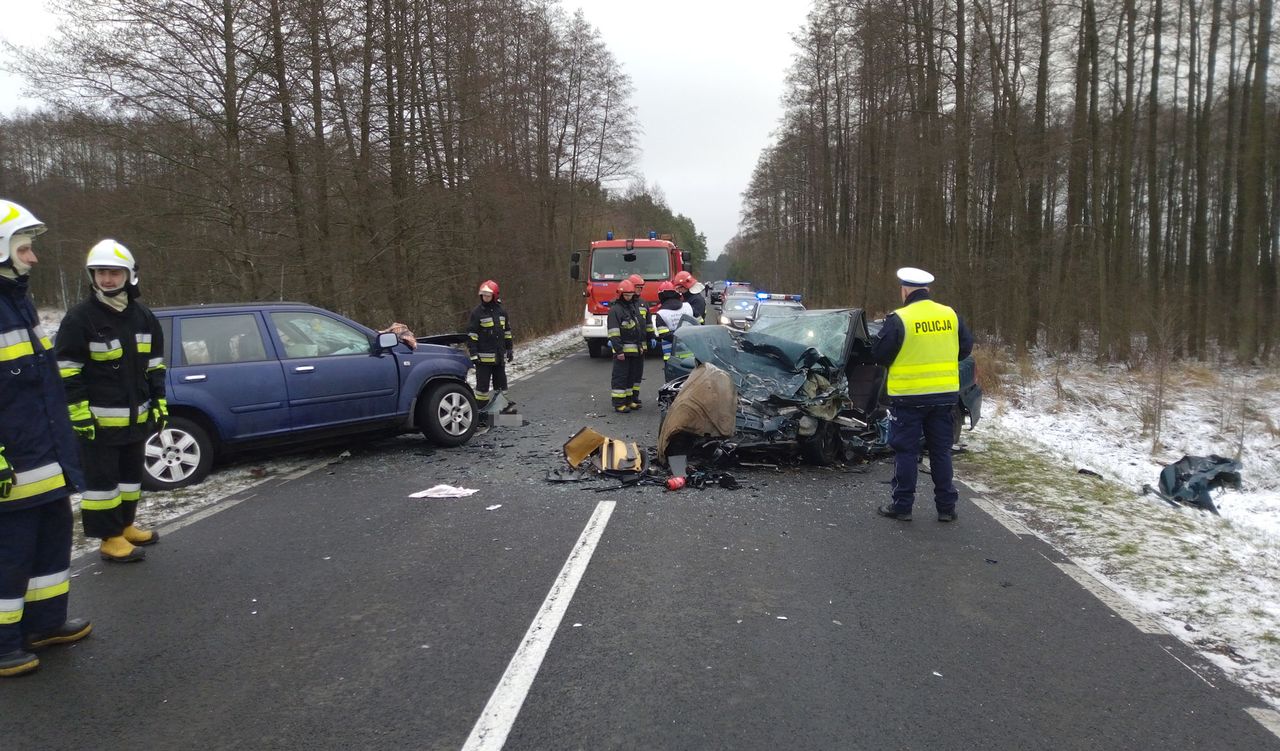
[
  {"x1": 142, "y1": 416, "x2": 215, "y2": 490},
  {"x1": 418, "y1": 381, "x2": 477, "y2": 446}
]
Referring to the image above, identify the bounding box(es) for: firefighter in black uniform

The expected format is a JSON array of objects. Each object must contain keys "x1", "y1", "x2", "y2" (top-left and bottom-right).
[
  {"x1": 0, "y1": 199, "x2": 92, "y2": 677},
  {"x1": 607, "y1": 279, "x2": 652, "y2": 413},
  {"x1": 56, "y1": 240, "x2": 166, "y2": 563},
  {"x1": 466, "y1": 279, "x2": 514, "y2": 414}
]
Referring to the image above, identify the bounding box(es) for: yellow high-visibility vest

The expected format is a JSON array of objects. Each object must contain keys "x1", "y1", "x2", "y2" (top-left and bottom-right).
[{"x1": 887, "y1": 299, "x2": 960, "y2": 396}]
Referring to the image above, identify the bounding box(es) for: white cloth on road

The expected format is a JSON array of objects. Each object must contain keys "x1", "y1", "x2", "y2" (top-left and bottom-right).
[{"x1": 410, "y1": 484, "x2": 479, "y2": 498}]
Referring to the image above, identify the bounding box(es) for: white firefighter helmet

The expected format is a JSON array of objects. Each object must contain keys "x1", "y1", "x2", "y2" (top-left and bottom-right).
[
  {"x1": 85, "y1": 239, "x2": 139, "y2": 287},
  {"x1": 0, "y1": 199, "x2": 47, "y2": 265}
]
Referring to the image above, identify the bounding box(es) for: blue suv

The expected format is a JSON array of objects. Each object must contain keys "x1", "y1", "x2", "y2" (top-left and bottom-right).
[{"x1": 143, "y1": 302, "x2": 477, "y2": 489}]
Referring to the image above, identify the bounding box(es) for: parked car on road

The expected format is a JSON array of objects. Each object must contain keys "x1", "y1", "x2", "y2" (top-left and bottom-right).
[
  {"x1": 143, "y1": 302, "x2": 477, "y2": 489},
  {"x1": 746, "y1": 293, "x2": 805, "y2": 329},
  {"x1": 710, "y1": 281, "x2": 753, "y2": 305},
  {"x1": 718, "y1": 292, "x2": 759, "y2": 329}
]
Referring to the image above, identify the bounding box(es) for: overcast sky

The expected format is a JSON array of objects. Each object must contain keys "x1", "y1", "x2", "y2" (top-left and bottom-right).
[{"x1": 0, "y1": 1, "x2": 811, "y2": 258}]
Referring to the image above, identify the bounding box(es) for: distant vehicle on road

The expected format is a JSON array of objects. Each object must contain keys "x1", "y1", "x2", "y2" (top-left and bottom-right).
[
  {"x1": 718, "y1": 292, "x2": 759, "y2": 329},
  {"x1": 709, "y1": 281, "x2": 753, "y2": 305},
  {"x1": 746, "y1": 293, "x2": 805, "y2": 329},
  {"x1": 143, "y1": 302, "x2": 478, "y2": 490}
]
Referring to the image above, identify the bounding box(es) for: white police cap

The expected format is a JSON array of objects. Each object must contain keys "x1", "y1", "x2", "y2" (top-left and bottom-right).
[{"x1": 896, "y1": 267, "x2": 935, "y2": 287}]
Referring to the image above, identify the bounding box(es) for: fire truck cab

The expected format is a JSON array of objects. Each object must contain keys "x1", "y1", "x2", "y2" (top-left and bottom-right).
[{"x1": 570, "y1": 231, "x2": 693, "y2": 358}]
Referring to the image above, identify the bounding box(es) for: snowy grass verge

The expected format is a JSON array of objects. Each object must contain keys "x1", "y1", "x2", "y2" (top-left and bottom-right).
[{"x1": 960, "y1": 353, "x2": 1280, "y2": 709}]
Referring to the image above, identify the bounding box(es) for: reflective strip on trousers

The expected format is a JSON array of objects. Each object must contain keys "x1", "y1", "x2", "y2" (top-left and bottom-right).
[
  {"x1": 1, "y1": 463, "x2": 66, "y2": 503},
  {"x1": 89, "y1": 339, "x2": 123, "y2": 361},
  {"x1": 119, "y1": 483, "x2": 142, "y2": 502},
  {"x1": 25, "y1": 569, "x2": 70, "y2": 603},
  {"x1": 81, "y1": 489, "x2": 122, "y2": 511},
  {"x1": 0, "y1": 597, "x2": 22, "y2": 625}
]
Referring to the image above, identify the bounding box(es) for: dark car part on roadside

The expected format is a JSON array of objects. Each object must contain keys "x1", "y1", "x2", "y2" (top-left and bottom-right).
[{"x1": 1142, "y1": 455, "x2": 1242, "y2": 515}]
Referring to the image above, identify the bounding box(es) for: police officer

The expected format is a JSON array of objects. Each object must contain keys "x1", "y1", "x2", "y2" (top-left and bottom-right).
[
  {"x1": 872, "y1": 267, "x2": 973, "y2": 522},
  {"x1": 56, "y1": 240, "x2": 167, "y2": 562},
  {"x1": 0, "y1": 200, "x2": 92, "y2": 677},
  {"x1": 607, "y1": 279, "x2": 651, "y2": 412},
  {"x1": 466, "y1": 280, "x2": 514, "y2": 414}
]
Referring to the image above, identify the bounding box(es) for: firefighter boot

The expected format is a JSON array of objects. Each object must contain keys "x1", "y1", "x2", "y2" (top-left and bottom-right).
[
  {"x1": 123, "y1": 525, "x2": 159, "y2": 546},
  {"x1": 0, "y1": 650, "x2": 39, "y2": 677},
  {"x1": 26, "y1": 618, "x2": 93, "y2": 650},
  {"x1": 99, "y1": 536, "x2": 146, "y2": 563}
]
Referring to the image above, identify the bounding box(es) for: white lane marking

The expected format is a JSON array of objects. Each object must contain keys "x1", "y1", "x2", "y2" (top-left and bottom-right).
[
  {"x1": 1246, "y1": 708, "x2": 1280, "y2": 740},
  {"x1": 463, "y1": 500, "x2": 617, "y2": 751},
  {"x1": 968, "y1": 495, "x2": 1033, "y2": 536},
  {"x1": 281, "y1": 457, "x2": 332, "y2": 481},
  {"x1": 1052, "y1": 562, "x2": 1166, "y2": 635},
  {"x1": 1160, "y1": 645, "x2": 1216, "y2": 688}
]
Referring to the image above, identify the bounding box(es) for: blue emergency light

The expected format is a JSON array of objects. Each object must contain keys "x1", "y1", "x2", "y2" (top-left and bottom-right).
[
  {"x1": 649, "y1": 230, "x2": 657, "y2": 239},
  {"x1": 757, "y1": 292, "x2": 803, "y2": 301},
  {"x1": 606, "y1": 231, "x2": 614, "y2": 240},
  {"x1": 756, "y1": 291, "x2": 769, "y2": 299}
]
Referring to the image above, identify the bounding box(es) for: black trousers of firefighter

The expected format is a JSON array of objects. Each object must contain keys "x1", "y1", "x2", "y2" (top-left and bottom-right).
[
  {"x1": 474, "y1": 362, "x2": 509, "y2": 405},
  {"x1": 610, "y1": 354, "x2": 644, "y2": 411},
  {"x1": 0, "y1": 499, "x2": 73, "y2": 655},
  {"x1": 78, "y1": 440, "x2": 146, "y2": 540}
]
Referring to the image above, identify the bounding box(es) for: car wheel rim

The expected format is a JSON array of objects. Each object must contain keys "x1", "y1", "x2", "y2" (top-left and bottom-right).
[
  {"x1": 437, "y1": 392, "x2": 473, "y2": 436},
  {"x1": 144, "y1": 427, "x2": 201, "y2": 484}
]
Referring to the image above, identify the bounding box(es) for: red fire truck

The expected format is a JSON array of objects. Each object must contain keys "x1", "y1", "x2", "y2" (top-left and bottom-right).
[{"x1": 570, "y1": 231, "x2": 693, "y2": 357}]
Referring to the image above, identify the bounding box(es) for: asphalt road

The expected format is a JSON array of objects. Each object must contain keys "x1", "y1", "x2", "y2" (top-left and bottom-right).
[{"x1": 2, "y1": 350, "x2": 1276, "y2": 750}]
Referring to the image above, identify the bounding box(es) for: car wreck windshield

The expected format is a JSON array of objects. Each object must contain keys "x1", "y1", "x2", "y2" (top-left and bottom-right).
[{"x1": 673, "y1": 309, "x2": 864, "y2": 401}]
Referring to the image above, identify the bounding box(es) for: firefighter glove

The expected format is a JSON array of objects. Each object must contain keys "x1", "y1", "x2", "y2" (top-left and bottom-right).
[
  {"x1": 505, "y1": 349, "x2": 514, "y2": 364},
  {"x1": 615, "y1": 353, "x2": 626, "y2": 361},
  {"x1": 69, "y1": 401, "x2": 95, "y2": 441},
  {"x1": 0, "y1": 447, "x2": 14, "y2": 498},
  {"x1": 151, "y1": 398, "x2": 169, "y2": 431}
]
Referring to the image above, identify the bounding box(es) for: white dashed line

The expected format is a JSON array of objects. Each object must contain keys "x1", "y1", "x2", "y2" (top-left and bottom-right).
[
  {"x1": 1052, "y1": 562, "x2": 1166, "y2": 635},
  {"x1": 463, "y1": 500, "x2": 616, "y2": 751}
]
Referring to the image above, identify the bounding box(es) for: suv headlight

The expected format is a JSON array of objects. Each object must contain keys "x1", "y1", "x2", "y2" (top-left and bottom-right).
[{"x1": 720, "y1": 315, "x2": 731, "y2": 325}]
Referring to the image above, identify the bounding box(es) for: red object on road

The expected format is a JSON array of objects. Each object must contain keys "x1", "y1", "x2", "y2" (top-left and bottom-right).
[{"x1": 665, "y1": 476, "x2": 686, "y2": 491}]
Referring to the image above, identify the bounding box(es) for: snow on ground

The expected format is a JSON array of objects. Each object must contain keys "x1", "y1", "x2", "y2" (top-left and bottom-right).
[{"x1": 962, "y1": 352, "x2": 1280, "y2": 709}]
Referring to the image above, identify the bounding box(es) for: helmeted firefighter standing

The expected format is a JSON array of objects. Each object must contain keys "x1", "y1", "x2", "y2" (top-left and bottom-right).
[
  {"x1": 0, "y1": 199, "x2": 93, "y2": 678},
  {"x1": 56, "y1": 240, "x2": 167, "y2": 562},
  {"x1": 466, "y1": 279, "x2": 514, "y2": 418}
]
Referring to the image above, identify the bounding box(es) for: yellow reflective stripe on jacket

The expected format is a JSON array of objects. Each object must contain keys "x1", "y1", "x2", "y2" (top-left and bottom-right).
[
  {"x1": 479, "y1": 317, "x2": 495, "y2": 328},
  {"x1": 59, "y1": 359, "x2": 85, "y2": 377},
  {"x1": 0, "y1": 597, "x2": 22, "y2": 624},
  {"x1": 89, "y1": 339, "x2": 123, "y2": 361},
  {"x1": 69, "y1": 400, "x2": 91, "y2": 422},
  {"x1": 1, "y1": 463, "x2": 66, "y2": 503},
  {"x1": 135, "y1": 333, "x2": 152, "y2": 353},
  {"x1": 90, "y1": 401, "x2": 151, "y2": 427},
  {"x1": 0, "y1": 327, "x2": 35, "y2": 362},
  {"x1": 887, "y1": 299, "x2": 960, "y2": 396},
  {"x1": 147, "y1": 357, "x2": 165, "y2": 371},
  {"x1": 25, "y1": 569, "x2": 70, "y2": 603},
  {"x1": 80, "y1": 489, "x2": 122, "y2": 511}
]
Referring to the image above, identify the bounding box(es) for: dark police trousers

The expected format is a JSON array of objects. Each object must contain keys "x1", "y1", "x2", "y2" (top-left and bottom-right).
[
  {"x1": 0, "y1": 499, "x2": 73, "y2": 654},
  {"x1": 888, "y1": 404, "x2": 958, "y2": 512}
]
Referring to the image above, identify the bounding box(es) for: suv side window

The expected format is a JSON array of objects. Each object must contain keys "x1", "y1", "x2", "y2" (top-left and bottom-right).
[
  {"x1": 270, "y1": 311, "x2": 370, "y2": 359},
  {"x1": 178, "y1": 314, "x2": 269, "y2": 365}
]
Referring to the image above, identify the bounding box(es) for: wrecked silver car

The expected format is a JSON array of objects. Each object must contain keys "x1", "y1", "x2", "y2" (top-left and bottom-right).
[{"x1": 657, "y1": 309, "x2": 981, "y2": 465}]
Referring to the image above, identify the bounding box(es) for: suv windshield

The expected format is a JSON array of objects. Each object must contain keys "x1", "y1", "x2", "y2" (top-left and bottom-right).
[{"x1": 590, "y1": 247, "x2": 671, "y2": 281}]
